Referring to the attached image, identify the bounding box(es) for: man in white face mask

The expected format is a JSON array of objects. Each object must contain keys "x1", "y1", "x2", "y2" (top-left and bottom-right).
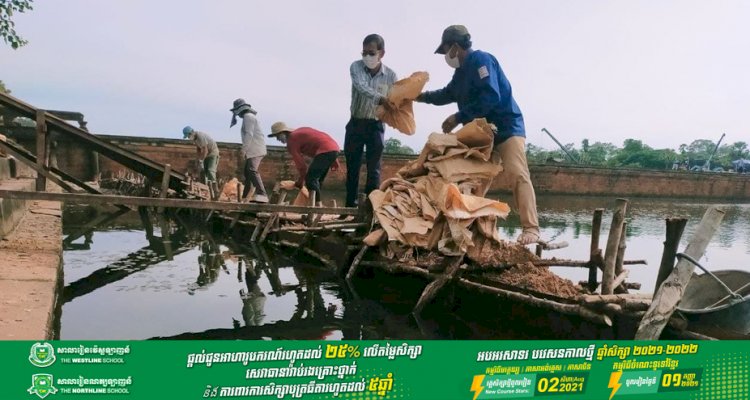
[
  {"x1": 416, "y1": 25, "x2": 540, "y2": 246},
  {"x1": 345, "y1": 33, "x2": 398, "y2": 208}
]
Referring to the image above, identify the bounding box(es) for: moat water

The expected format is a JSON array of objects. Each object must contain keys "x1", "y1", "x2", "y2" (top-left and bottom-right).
[{"x1": 58, "y1": 195, "x2": 750, "y2": 340}]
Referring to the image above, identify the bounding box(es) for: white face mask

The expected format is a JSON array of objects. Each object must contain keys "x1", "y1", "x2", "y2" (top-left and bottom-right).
[
  {"x1": 444, "y1": 45, "x2": 460, "y2": 69},
  {"x1": 363, "y1": 54, "x2": 380, "y2": 69}
]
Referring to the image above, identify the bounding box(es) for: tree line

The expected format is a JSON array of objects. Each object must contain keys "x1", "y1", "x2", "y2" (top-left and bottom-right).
[{"x1": 526, "y1": 138, "x2": 749, "y2": 171}]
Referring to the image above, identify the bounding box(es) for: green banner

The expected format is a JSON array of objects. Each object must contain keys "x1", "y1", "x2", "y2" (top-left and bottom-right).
[{"x1": 5, "y1": 341, "x2": 749, "y2": 399}]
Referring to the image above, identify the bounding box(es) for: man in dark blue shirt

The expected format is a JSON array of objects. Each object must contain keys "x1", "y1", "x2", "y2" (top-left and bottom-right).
[{"x1": 417, "y1": 25, "x2": 540, "y2": 245}]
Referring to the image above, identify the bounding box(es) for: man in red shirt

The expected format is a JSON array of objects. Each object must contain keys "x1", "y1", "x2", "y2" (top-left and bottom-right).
[{"x1": 268, "y1": 122, "x2": 340, "y2": 205}]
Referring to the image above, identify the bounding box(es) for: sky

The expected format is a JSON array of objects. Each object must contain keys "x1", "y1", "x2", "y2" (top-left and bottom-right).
[{"x1": 1, "y1": 0, "x2": 749, "y2": 152}]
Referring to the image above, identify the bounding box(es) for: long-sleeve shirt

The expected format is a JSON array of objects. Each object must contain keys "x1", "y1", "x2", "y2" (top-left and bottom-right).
[
  {"x1": 240, "y1": 113, "x2": 267, "y2": 159},
  {"x1": 420, "y1": 49, "x2": 525, "y2": 144},
  {"x1": 192, "y1": 130, "x2": 219, "y2": 157},
  {"x1": 349, "y1": 60, "x2": 397, "y2": 120},
  {"x1": 286, "y1": 127, "x2": 340, "y2": 185}
]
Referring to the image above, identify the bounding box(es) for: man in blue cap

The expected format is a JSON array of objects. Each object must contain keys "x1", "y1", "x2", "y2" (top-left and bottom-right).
[
  {"x1": 416, "y1": 25, "x2": 540, "y2": 245},
  {"x1": 182, "y1": 126, "x2": 220, "y2": 190}
]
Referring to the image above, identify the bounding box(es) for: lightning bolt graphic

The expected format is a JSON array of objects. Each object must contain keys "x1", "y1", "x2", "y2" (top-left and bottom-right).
[
  {"x1": 608, "y1": 371, "x2": 623, "y2": 400},
  {"x1": 470, "y1": 375, "x2": 485, "y2": 400}
]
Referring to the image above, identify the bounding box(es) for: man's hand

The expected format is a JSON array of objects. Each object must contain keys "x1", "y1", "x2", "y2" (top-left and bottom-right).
[
  {"x1": 279, "y1": 180, "x2": 296, "y2": 191},
  {"x1": 415, "y1": 93, "x2": 425, "y2": 103},
  {"x1": 379, "y1": 96, "x2": 397, "y2": 111},
  {"x1": 441, "y1": 113, "x2": 459, "y2": 133}
]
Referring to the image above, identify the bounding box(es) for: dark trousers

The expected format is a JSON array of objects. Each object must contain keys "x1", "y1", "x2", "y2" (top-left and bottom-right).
[
  {"x1": 344, "y1": 118, "x2": 384, "y2": 207},
  {"x1": 305, "y1": 151, "x2": 338, "y2": 203},
  {"x1": 241, "y1": 156, "x2": 267, "y2": 199}
]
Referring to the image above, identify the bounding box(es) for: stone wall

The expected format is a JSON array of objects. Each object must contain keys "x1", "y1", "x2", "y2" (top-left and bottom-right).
[
  {"x1": 95, "y1": 135, "x2": 750, "y2": 200},
  {"x1": 5, "y1": 131, "x2": 750, "y2": 200}
]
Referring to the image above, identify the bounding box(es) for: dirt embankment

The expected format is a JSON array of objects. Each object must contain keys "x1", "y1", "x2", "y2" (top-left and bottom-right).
[{"x1": 0, "y1": 198, "x2": 62, "y2": 339}]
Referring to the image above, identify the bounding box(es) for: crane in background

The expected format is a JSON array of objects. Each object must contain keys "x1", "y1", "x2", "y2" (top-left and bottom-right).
[
  {"x1": 541, "y1": 128, "x2": 580, "y2": 164},
  {"x1": 702, "y1": 133, "x2": 726, "y2": 171}
]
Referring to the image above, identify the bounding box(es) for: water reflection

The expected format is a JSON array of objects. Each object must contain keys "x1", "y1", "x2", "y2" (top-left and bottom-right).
[
  {"x1": 237, "y1": 258, "x2": 266, "y2": 327},
  {"x1": 60, "y1": 195, "x2": 750, "y2": 340}
]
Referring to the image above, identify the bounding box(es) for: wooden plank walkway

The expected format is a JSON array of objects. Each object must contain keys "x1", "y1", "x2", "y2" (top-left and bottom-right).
[{"x1": 0, "y1": 189, "x2": 360, "y2": 215}]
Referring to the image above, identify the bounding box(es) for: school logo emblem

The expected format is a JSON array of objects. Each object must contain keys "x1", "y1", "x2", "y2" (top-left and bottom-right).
[
  {"x1": 27, "y1": 374, "x2": 57, "y2": 399},
  {"x1": 29, "y1": 342, "x2": 56, "y2": 367}
]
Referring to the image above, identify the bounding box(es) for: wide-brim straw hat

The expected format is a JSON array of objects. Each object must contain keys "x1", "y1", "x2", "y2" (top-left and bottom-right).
[{"x1": 269, "y1": 121, "x2": 293, "y2": 137}]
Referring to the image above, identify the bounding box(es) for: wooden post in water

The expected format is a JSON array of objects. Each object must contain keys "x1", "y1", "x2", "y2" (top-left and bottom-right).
[
  {"x1": 614, "y1": 222, "x2": 629, "y2": 294},
  {"x1": 35, "y1": 110, "x2": 48, "y2": 191},
  {"x1": 306, "y1": 191, "x2": 317, "y2": 227},
  {"x1": 635, "y1": 207, "x2": 725, "y2": 340},
  {"x1": 588, "y1": 208, "x2": 604, "y2": 292},
  {"x1": 257, "y1": 188, "x2": 288, "y2": 243},
  {"x1": 157, "y1": 164, "x2": 171, "y2": 214},
  {"x1": 602, "y1": 199, "x2": 628, "y2": 294},
  {"x1": 653, "y1": 217, "x2": 688, "y2": 300}
]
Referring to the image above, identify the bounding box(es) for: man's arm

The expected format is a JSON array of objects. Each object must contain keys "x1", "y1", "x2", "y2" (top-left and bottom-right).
[
  {"x1": 196, "y1": 146, "x2": 208, "y2": 160},
  {"x1": 455, "y1": 57, "x2": 503, "y2": 124},
  {"x1": 287, "y1": 140, "x2": 308, "y2": 188},
  {"x1": 418, "y1": 79, "x2": 456, "y2": 106}
]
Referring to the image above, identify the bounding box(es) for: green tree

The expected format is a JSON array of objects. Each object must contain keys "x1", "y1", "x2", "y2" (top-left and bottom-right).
[
  {"x1": 384, "y1": 138, "x2": 415, "y2": 155},
  {"x1": 1, "y1": 0, "x2": 33, "y2": 49},
  {"x1": 0, "y1": 80, "x2": 9, "y2": 94},
  {"x1": 609, "y1": 139, "x2": 676, "y2": 169},
  {"x1": 581, "y1": 139, "x2": 590, "y2": 153},
  {"x1": 730, "y1": 141, "x2": 749, "y2": 160},
  {"x1": 586, "y1": 141, "x2": 617, "y2": 165},
  {"x1": 685, "y1": 139, "x2": 716, "y2": 160}
]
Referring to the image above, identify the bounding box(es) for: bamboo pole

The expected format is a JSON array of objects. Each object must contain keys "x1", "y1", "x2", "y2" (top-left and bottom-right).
[
  {"x1": 306, "y1": 191, "x2": 317, "y2": 227},
  {"x1": 359, "y1": 261, "x2": 434, "y2": 279},
  {"x1": 258, "y1": 214, "x2": 278, "y2": 243},
  {"x1": 413, "y1": 256, "x2": 465, "y2": 314},
  {"x1": 157, "y1": 163, "x2": 171, "y2": 214},
  {"x1": 272, "y1": 222, "x2": 368, "y2": 232},
  {"x1": 635, "y1": 207, "x2": 725, "y2": 340},
  {"x1": 459, "y1": 278, "x2": 612, "y2": 326},
  {"x1": 538, "y1": 241, "x2": 569, "y2": 250},
  {"x1": 35, "y1": 110, "x2": 48, "y2": 191},
  {"x1": 602, "y1": 199, "x2": 628, "y2": 294},
  {"x1": 249, "y1": 220, "x2": 263, "y2": 242},
  {"x1": 654, "y1": 218, "x2": 688, "y2": 299},
  {"x1": 346, "y1": 245, "x2": 370, "y2": 281},
  {"x1": 0, "y1": 189, "x2": 359, "y2": 214},
  {"x1": 614, "y1": 222, "x2": 629, "y2": 293},
  {"x1": 591, "y1": 208, "x2": 604, "y2": 253},
  {"x1": 272, "y1": 240, "x2": 336, "y2": 269},
  {"x1": 581, "y1": 293, "x2": 652, "y2": 304},
  {"x1": 579, "y1": 281, "x2": 641, "y2": 291},
  {"x1": 532, "y1": 259, "x2": 646, "y2": 267},
  {"x1": 611, "y1": 269, "x2": 630, "y2": 292},
  {"x1": 257, "y1": 189, "x2": 287, "y2": 243},
  {"x1": 589, "y1": 209, "x2": 604, "y2": 291}
]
